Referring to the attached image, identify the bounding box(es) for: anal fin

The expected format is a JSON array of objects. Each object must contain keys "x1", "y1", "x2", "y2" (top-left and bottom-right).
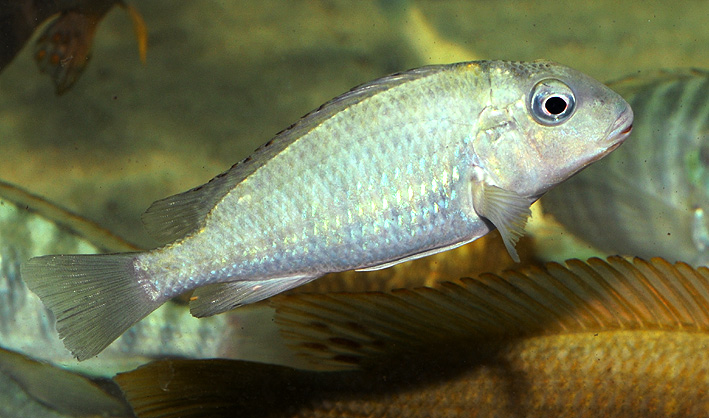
[{"x1": 189, "y1": 275, "x2": 319, "y2": 317}]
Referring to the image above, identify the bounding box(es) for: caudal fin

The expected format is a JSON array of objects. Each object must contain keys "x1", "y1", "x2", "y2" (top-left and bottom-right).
[{"x1": 21, "y1": 253, "x2": 163, "y2": 361}]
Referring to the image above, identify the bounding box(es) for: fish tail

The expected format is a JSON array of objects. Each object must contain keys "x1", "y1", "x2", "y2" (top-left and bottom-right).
[{"x1": 21, "y1": 253, "x2": 163, "y2": 361}]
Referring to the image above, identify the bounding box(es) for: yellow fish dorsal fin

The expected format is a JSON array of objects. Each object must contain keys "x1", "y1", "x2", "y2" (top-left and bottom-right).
[{"x1": 272, "y1": 256, "x2": 709, "y2": 371}]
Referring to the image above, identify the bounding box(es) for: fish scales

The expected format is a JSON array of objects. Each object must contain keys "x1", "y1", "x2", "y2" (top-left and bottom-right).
[
  {"x1": 146, "y1": 67, "x2": 483, "y2": 290},
  {"x1": 22, "y1": 60, "x2": 632, "y2": 359},
  {"x1": 118, "y1": 335, "x2": 709, "y2": 418}
]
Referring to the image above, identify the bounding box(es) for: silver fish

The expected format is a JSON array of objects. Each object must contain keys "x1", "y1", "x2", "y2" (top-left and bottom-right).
[
  {"x1": 22, "y1": 60, "x2": 633, "y2": 360},
  {"x1": 543, "y1": 69, "x2": 709, "y2": 265}
]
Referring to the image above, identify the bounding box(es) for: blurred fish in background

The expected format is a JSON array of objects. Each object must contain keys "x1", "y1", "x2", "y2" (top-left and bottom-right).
[
  {"x1": 0, "y1": 180, "x2": 229, "y2": 378},
  {"x1": 116, "y1": 257, "x2": 709, "y2": 418},
  {"x1": 0, "y1": 347, "x2": 132, "y2": 418},
  {"x1": 543, "y1": 69, "x2": 709, "y2": 266},
  {"x1": 0, "y1": 0, "x2": 146, "y2": 94},
  {"x1": 377, "y1": 0, "x2": 478, "y2": 64}
]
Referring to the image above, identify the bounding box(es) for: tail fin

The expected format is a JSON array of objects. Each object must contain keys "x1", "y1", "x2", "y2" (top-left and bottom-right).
[{"x1": 21, "y1": 253, "x2": 163, "y2": 361}]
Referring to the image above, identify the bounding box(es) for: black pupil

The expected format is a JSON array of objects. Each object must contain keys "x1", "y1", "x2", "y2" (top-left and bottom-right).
[{"x1": 544, "y1": 96, "x2": 567, "y2": 115}]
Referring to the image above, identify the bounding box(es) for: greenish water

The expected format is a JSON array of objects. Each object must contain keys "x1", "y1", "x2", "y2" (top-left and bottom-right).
[{"x1": 1, "y1": 1, "x2": 708, "y2": 416}]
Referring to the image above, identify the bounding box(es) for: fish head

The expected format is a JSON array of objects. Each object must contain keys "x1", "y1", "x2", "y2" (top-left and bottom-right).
[{"x1": 472, "y1": 60, "x2": 633, "y2": 198}]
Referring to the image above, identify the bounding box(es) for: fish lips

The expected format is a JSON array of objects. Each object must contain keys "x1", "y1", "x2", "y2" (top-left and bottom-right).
[{"x1": 600, "y1": 108, "x2": 634, "y2": 154}]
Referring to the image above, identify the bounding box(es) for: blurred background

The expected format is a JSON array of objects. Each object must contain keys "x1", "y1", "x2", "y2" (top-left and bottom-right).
[{"x1": 1, "y1": 0, "x2": 704, "y2": 248}]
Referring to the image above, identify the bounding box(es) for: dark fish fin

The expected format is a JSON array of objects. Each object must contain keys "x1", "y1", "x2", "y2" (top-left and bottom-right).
[
  {"x1": 28, "y1": 2, "x2": 141, "y2": 94},
  {"x1": 143, "y1": 63, "x2": 454, "y2": 245},
  {"x1": 0, "y1": 347, "x2": 132, "y2": 416},
  {"x1": 272, "y1": 256, "x2": 709, "y2": 371},
  {"x1": 21, "y1": 253, "x2": 164, "y2": 360},
  {"x1": 543, "y1": 165, "x2": 684, "y2": 261},
  {"x1": 34, "y1": 10, "x2": 101, "y2": 94},
  {"x1": 115, "y1": 359, "x2": 310, "y2": 418},
  {"x1": 189, "y1": 275, "x2": 319, "y2": 317},
  {"x1": 472, "y1": 182, "x2": 531, "y2": 262}
]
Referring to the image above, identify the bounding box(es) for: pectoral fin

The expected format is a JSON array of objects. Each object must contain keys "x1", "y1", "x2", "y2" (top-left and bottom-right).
[{"x1": 472, "y1": 183, "x2": 531, "y2": 262}]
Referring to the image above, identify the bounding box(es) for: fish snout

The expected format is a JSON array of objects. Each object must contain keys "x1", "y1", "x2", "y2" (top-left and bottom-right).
[{"x1": 604, "y1": 107, "x2": 634, "y2": 151}]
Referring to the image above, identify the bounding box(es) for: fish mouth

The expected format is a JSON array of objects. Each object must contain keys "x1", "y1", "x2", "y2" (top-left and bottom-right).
[
  {"x1": 603, "y1": 108, "x2": 634, "y2": 152},
  {"x1": 580, "y1": 108, "x2": 634, "y2": 168},
  {"x1": 571, "y1": 108, "x2": 633, "y2": 172}
]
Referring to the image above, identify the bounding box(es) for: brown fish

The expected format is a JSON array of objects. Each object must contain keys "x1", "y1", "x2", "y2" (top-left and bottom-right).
[
  {"x1": 115, "y1": 257, "x2": 709, "y2": 418},
  {"x1": 0, "y1": 0, "x2": 147, "y2": 94}
]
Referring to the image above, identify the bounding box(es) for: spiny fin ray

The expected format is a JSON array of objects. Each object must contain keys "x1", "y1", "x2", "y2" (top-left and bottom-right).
[{"x1": 272, "y1": 257, "x2": 709, "y2": 370}]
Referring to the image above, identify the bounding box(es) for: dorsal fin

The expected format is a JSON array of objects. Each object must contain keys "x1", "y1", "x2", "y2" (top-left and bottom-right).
[
  {"x1": 272, "y1": 256, "x2": 709, "y2": 370},
  {"x1": 141, "y1": 169, "x2": 242, "y2": 244},
  {"x1": 141, "y1": 64, "x2": 458, "y2": 244}
]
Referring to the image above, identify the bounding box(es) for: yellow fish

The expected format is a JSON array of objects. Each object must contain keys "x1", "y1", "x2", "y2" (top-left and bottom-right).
[{"x1": 115, "y1": 256, "x2": 709, "y2": 417}]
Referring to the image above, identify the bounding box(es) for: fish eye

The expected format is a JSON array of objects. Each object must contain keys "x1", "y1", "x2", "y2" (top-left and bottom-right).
[{"x1": 529, "y1": 79, "x2": 576, "y2": 126}]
